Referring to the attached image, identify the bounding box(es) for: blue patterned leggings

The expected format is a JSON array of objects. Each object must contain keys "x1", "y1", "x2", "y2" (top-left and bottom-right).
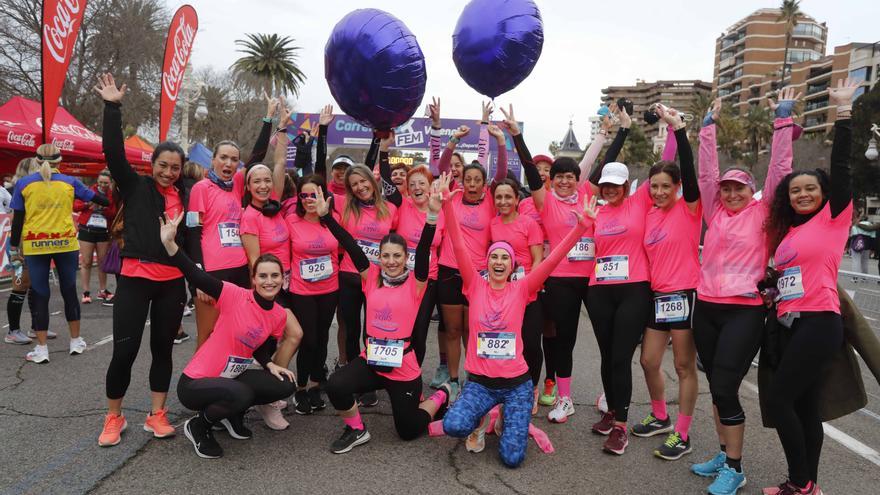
[{"x1": 443, "y1": 379, "x2": 533, "y2": 468}]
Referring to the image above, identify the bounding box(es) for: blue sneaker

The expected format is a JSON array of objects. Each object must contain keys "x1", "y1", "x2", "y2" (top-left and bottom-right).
[
  {"x1": 429, "y1": 364, "x2": 450, "y2": 388},
  {"x1": 691, "y1": 451, "x2": 727, "y2": 477},
  {"x1": 707, "y1": 465, "x2": 746, "y2": 495}
]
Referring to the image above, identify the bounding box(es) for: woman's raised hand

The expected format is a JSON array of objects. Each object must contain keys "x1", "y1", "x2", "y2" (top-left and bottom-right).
[
  {"x1": 499, "y1": 104, "x2": 520, "y2": 136},
  {"x1": 314, "y1": 187, "x2": 331, "y2": 217},
  {"x1": 319, "y1": 104, "x2": 335, "y2": 126},
  {"x1": 93, "y1": 73, "x2": 126, "y2": 103}
]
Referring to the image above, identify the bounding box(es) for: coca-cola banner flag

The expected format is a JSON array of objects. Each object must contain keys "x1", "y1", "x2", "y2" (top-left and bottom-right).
[
  {"x1": 41, "y1": 0, "x2": 87, "y2": 142},
  {"x1": 159, "y1": 5, "x2": 198, "y2": 142}
]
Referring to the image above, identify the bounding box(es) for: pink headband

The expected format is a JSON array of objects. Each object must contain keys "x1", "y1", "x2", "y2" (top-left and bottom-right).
[{"x1": 487, "y1": 241, "x2": 515, "y2": 264}]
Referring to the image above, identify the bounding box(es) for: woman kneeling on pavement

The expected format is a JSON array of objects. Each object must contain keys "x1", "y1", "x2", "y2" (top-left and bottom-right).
[
  {"x1": 439, "y1": 173, "x2": 596, "y2": 468},
  {"x1": 158, "y1": 212, "x2": 302, "y2": 459},
  {"x1": 317, "y1": 179, "x2": 451, "y2": 454}
]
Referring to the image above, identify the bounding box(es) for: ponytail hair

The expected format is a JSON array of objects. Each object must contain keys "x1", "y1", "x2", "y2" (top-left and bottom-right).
[{"x1": 35, "y1": 143, "x2": 61, "y2": 182}]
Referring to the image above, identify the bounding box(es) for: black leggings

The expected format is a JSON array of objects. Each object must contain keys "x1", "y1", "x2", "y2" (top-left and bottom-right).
[
  {"x1": 338, "y1": 272, "x2": 365, "y2": 363},
  {"x1": 7, "y1": 290, "x2": 34, "y2": 332},
  {"x1": 177, "y1": 371, "x2": 296, "y2": 423},
  {"x1": 539, "y1": 290, "x2": 556, "y2": 381},
  {"x1": 413, "y1": 280, "x2": 437, "y2": 365},
  {"x1": 586, "y1": 281, "x2": 652, "y2": 423},
  {"x1": 291, "y1": 291, "x2": 338, "y2": 386},
  {"x1": 105, "y1": 275, "x2": 186, "y2": 399},
  {"x1": 523, "y1": 299, "x2": 543, "y2": 385},
  {"x1": 768, "y1": 312, "x2": 843, "y2": 486},
  {"x1": 692, "y1": 299, "x2": 765, "y2": 426},
  {"x1": 325, "y1": 357, "x2": 431, "y2": 441},
  {"x1": 543, "y1": 277, "x2": 589, "y2": 379}
]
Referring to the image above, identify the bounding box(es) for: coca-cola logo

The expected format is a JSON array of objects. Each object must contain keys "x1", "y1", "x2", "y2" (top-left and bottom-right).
[
  {"x1": 43, "y1": 0, "x2": 82, "y2": 64},
  {"x1": 7, "y1": 131, "x2": 36, "y2": 148},
  {"x1": 34, "y1": 118, "x2": 100, "y2": 142},
  {"x1": 162, "y1": 15, "x2": 196, "y2": 102},
  {"x1": 51, "y1": 138, "x2": 75, "y2": 151}
]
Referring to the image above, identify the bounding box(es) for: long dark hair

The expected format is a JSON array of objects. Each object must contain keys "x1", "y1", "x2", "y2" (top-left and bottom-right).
[
  {"x1": 764, "y1": 169, "x2": 830, "y2": 255},
  {"x1": 296, "y1": 174, "x2": 329, "y2": 218}
]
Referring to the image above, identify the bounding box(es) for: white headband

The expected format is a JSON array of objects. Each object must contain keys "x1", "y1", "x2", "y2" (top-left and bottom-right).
[{"x1": 246, "y1": 164, "x2": 272, "y2": 181}]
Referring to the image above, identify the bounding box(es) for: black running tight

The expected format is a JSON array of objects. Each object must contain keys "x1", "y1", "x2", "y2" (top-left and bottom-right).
[
  {"x1": 105, "y1": 275, "x2": 185, "y2": 399},
  {"x1": 768, "y1": 312, "x2": 843, "y2": 487},
  {"x1": 692, "y1": 300, "x2": 765, "y2": 426},
  {"x1": 7, "y1": 290, "x2": 34, "y2": 332},
  {"x1": 177, "y1": 371, "x2": 295, "y2": 422},
  {"x1": 325, "y1": 357, "x2": 431, "y2": 441},
  {"x1": 586, "y1": 282, "x2": 652, "y2": 423},
  {"x1": 291, "y1": 291, "x2": 338, "y2": 386},
  {"x1": 543, "y1": 277, "x2": 589, "y2": 379},
  {"x1": 338, "y1": 272, "x2": 365, "y2": 363},
  {"x1": 523, "y1": 299, "x2": 543, "y2": 385}
]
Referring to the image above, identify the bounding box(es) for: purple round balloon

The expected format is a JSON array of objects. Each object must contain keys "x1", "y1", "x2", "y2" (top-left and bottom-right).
[
  {"x1": 325, "y1": 9, "x2": 427, "y2": 131},
  {"x1": 452, "y1": 0, "x2": 544, "y2": 98}
]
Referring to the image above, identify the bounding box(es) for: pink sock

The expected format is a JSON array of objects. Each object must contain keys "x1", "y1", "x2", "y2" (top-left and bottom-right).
[
  {"x1": 428, "y1": 420, "x2": 445, "y2": 437},
  {"x1": 343, "y1": 413, "x2": 364, "y2": 431},
  {"x1": 675, "y1": 414, "x2": 692, "y2": 441},
  {"x1": 651, "y1": 399, "x2": 668, "y2": 421},
  {"x1": 557, "y1": 376, "x2": 572, "y2": 398},
  {"x1": 428, "y1": 389, "x2": 447, "y2": 410}
]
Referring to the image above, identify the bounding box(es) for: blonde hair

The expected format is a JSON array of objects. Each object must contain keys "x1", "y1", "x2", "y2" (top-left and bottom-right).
[
  {"x1": 14, "y1": 158, "x2": 40, "y2": 184},
  {"x1": 182, "y1": 161, "x2": 205, "y2": 181},
  {"x1": 35, "y1": 143, "x2": 61, "y2": 182},
  {"x1": 343, "y1": 165, "x2": 390, "y2": 223}
]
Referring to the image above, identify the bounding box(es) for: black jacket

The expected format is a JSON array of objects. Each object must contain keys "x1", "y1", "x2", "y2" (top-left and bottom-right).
[{"x1": 102, "y1": 101, "x2": 189, "y2": 265}]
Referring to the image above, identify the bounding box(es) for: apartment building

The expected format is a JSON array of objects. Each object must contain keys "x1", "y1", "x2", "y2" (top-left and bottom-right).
[
  {"x1": 600, "y1": 79, "x2": 712, "y2": 136},
  {"x1": 713, "y1": 8, "x2": 827, "y2": 109}
]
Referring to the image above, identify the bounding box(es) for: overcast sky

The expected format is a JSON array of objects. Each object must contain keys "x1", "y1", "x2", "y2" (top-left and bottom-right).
[{"x1": 174, "y1": 0, "x2": 879, "y2": 155}]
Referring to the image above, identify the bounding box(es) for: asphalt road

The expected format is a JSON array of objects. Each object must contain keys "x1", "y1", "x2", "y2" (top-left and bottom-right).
[{"x1": 1, "y1": 270, "x2": 879, "y2": 495}]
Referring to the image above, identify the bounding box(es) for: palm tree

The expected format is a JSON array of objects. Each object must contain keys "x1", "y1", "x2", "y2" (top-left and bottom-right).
[
  {"x1": 742, "y1": 105, "x2": 773, "y2": 168},
  {"x1": 231, "y1": 33, "x2": 306, "y2": 97},
  {"x1": 687, "y1": 92, "x2": 714, "y2": 135},
  {"x1": 777, "y1": 0, "x2": 802, "y2": 87}
]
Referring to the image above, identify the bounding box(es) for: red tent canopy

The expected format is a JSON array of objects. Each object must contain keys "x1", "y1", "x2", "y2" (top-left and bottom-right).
[{"x1": 0, "y1": 96, "x2": 151, "y2": 176}]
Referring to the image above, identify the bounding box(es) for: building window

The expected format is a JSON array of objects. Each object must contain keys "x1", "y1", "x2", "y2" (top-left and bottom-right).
[
  {"x1": 792, "y1": 23, "x2": 823, "y2": 39},
  {"x1": 854, "y1": 86, "x2": 866, "y2": 99},
  {"x1": 787, "y1": 49, "x2": 822, "y2": 63},
  {"x1": 804, "y1": 98, "x2": 828, "y2": 112},
  {"x1": 850, "y1": 66, "x2": 871, "y2": 82}
]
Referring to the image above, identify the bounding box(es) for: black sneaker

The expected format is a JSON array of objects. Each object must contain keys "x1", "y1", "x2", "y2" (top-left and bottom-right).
[
  {"x1": 308, "y1": 387, "x2": 326, "y2": 411},
  {"x1": 173, "y1": 332, "x2": 190, "y2": 345},
  {"x1": 631, "y1": 413, "x2": 673, "y2": 437},
  {"x1": 653, "y1": 432, "x2": 692, "y2": 461},
  {"x1": 293, "y1": 390, "x2": 312, "y2": 415},
  {"x1": 358, "y1": 391, "x2": 379, "y2": 408},
  {"x1": 218, "y1": 412, "x2": 252, "y2": 440},
  {"x1": 330, "y1": 425, "x2": 371, "y2": 454},
  {"x1": 184, "y1": 417, "x2": 223, "y2": 459}
]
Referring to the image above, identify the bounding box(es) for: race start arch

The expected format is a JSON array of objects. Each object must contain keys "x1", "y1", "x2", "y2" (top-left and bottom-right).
[{"x1": 284, "y1": 112, "x2": 525, "y2": 180}]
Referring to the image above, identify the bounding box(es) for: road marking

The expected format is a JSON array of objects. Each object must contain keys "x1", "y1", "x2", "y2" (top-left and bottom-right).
[
  {"x1": 858, "y1": 408, "x2": 880, "y2": 422},
  {"x1": 88, "y1": 334, "x2": 114, "y2": 350},
  {"x1": 0, "y1": 287, "x2": 11, "y2": 293},
  {"x1": 742, "y1": 380, "x2": 880, "y2": 467}
]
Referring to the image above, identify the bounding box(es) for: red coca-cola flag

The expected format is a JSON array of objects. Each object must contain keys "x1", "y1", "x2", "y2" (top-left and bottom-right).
[
  {"x1": 159, "y1": 5, "x2": 198, "y2": 142},
  {"x1": 41, "y1": 0, "x2": 88, "y2": 143}
]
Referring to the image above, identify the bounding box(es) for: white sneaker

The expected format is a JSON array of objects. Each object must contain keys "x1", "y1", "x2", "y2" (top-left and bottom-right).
[
  {"x1": 26, "y1": 344, "x2": 50, "y2": 363},
  {"x1": 182, "y1": 305, "x2": 193, "y2": 317},
  {"x1": 27, "y1": 329, "x2": 57, "y2": 339},
  {"x1": 4, "y1": 330, "x2": 32, "y2": 345},
  {"x1": 548, "y1": 396, "x2": 575, "y2": 423},
  {"x1": 69, "y1": 337, "x2": 87, "y2": 355}
]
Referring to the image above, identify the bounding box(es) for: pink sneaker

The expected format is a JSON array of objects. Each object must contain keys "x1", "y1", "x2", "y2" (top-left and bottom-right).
[{"x1": 256, "y1": 401, "x2": 289, "y2": 430}]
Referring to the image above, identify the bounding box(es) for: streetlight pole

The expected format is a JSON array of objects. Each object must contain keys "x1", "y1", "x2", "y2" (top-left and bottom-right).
[
  {"x1": 179, "y1": 64, "x2": 207, "y2": 152},
  {"x1": 866, "y1": 123, "x2": 880, "y2": 161}
]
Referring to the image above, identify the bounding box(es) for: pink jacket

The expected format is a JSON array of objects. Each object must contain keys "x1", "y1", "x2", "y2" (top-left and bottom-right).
[{"x1": 697, "y1": 117, "x2": 794, "y2": 303}]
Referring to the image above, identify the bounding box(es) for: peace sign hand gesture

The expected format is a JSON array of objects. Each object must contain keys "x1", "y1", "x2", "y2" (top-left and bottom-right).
[
  {"x1": 314, "y1": 187, "x2": 332, "y2": 217},
  {"x1": 499, "y1": 104, "x2": 520, "y2": 136}
]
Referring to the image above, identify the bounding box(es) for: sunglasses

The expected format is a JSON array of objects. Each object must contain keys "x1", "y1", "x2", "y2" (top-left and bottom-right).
[{"x1": 299, "y1": 192, "x2": 317, "y2": 199}]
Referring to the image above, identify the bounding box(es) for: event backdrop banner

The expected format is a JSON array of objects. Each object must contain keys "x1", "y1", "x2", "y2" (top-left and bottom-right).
[
  {"x1": 159, "y1": 5, "x2": 198, "y2": 142},
  {"x1": 284, "y1": 113, "x2": 524, "y2": 178},
  {"x1": 41, "y1": 0, "x2": 87, "y2": 142}
]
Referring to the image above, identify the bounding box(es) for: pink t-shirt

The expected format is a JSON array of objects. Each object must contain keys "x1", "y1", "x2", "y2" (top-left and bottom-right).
[
  {"x1": 644, "y1": 199, "x2": 703, "y2": 293},
  {"x1": 518, "y1": 196, "x2": 543, "y2": 229},
  {"x1": 541, "y1": 182, "x2": 595, "y2": 278},
  {"x1": 489, "y1": 214, "x2": 543, "y2": 274},
  {"x1": 183, "y1": 283, "x2": 287, "y2": 379},
  {"x1": 438, "y1": 193, "x2": 495, "y2": 271},
  {"x1": 464, "y1": 276, "x2": 530, "y2": 379},
  {"x1": 339, "y1": 202, "x2": 398, "y2": 274},
  {"x1": 590, "y1": 183, "x2": 654, "y2": 286},
  {"x1": 774, "y1": 202, "x2": 852, "y2": 315},
  {"x1": 286, "y1": 213, "x2": 340, "y2": 296},
  {"x1": 188, "y1": 179, "x2": 247, "y2": 272},
  {"x1": 240, "y1": 206, "x2": 291, "y2": 272},
  {"x1": 395, "y1": 197, "x2": 444, "y2": 280},
  {"x1": 360, "y1": 265, "x2": 427, "y2": 381}
]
